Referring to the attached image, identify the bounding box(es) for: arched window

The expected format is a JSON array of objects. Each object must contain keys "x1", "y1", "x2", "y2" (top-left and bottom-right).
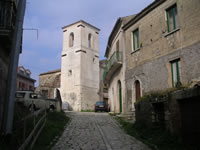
[
  {"x1": 88, "y1": 33, "x2": 92, "y2": 48},
  {"x1": 69, "y1": 32, "x2": 74, "y2": 47},
  {"x1": 135, "y1": 80, "x2": 141, "y2": 101}
]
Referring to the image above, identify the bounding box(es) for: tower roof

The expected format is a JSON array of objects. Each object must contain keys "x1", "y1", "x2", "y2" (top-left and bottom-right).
[{"x1": 62, "y1": 20, "x2": 100, "y2": 31}]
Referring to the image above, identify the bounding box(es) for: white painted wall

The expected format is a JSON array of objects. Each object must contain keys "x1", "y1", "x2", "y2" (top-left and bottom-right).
[{"x1": 61, "y1": 21, "x2": 100, "y2": 111}]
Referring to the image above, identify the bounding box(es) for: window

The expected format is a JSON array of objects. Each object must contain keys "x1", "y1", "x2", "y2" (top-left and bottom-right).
[
  {"x1": 171, "y1": 59, "x2": 181, "y2": 87},
  {"x1": 88, "y1": 33, "x2": 92, "y2": 48},
  {"x1": 132, "y1": 28, "x2": 139, "y2": 51},
  {"x1": 68, "y1": 70, "x2": 72, "y2": 76},
  {"x1": 135, "y1": 80, "x2": 141, "y2": 101},
  {"x1": 166, "y1": 4, "x2": 178, "y2": 32},
  {"x1": 69, "y1": 32, "x2": 74, "y2": 47}
]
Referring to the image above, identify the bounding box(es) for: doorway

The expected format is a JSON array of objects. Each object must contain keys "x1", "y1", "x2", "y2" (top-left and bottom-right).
[{"x1": 118, "y1": 81, "x2": 122, "y2": 113}]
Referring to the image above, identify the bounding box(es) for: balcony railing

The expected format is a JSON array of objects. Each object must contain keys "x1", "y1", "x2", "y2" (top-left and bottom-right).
[
  {"x1": 103, "y1": 51, "x2": 122, "y2": 82},
  {"x1": 0, "y1": 1, "x2": 17, "y2": 35}
]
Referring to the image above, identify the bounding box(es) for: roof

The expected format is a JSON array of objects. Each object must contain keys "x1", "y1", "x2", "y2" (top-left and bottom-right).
[
  {"x1": 123, "y1": 0, "x2": 166, "y2": 30},
  {"x1": 62, "y1": 20, "x2": 100, "y2": 31},
  {"x1": 17, "y1": 73, "x2": 36, "y2": 82},
  {"x1": 39, "y1": 69, "x2": 61, "y2": 76},
  {"x1": 104, "y1": 14, "x2": 136, "y2": 57}
]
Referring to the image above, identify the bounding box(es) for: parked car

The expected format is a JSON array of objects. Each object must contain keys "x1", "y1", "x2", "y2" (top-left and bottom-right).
[
  {"x1": 15, "y1": 91, "x2": 58, "y2": 111},
  {"x1": 95, "y1": 101, "x2": 108, "y2": 112}
]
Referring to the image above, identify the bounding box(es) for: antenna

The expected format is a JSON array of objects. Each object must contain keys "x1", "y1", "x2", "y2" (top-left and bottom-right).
[{"x1": 23, "y1": 28, "x2": 39, "y2": 39}]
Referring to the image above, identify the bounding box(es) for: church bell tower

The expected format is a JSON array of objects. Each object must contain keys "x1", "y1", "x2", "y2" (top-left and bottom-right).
[{"x1": 61, "y1": 20, "x2": 100, "y2": 111}]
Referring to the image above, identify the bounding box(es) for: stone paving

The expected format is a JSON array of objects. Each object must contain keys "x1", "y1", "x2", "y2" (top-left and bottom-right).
[{"x1": 52, "y1": 112, "x2": 151, "y2": 150}]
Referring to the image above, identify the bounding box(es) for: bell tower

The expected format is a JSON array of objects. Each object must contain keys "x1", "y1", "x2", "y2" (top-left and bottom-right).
[{"x1": 61, "y1": 20, "x2": 100, "y2": 111}]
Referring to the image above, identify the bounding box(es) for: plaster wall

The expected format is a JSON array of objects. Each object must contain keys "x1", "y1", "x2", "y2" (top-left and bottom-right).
[{"x1": 61, "y1": 21, "x2": 100, "y2": 111}]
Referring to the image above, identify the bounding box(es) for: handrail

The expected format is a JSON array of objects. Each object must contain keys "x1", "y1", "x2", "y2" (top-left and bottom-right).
[{"x1": 18, "y1": 109, "x2": 47, "y2": 150}]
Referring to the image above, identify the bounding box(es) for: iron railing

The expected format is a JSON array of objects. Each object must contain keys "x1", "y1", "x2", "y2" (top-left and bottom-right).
[{"x1": 103, "y1": 51, "x2": 122, "y2": 80}]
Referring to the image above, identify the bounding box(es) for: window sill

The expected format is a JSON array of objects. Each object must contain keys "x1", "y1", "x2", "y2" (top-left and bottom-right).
[
  {"x1": 131, "y1": 48, "x2": 140, "y2": 55},
  {"x1": 164, "y1": 28, "x2": 180, "y2": 37}
]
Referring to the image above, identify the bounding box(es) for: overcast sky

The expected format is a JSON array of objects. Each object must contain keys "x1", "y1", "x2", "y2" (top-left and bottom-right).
[{"x1": 19, "y1": 0, "x2": 154, "y2": 85}]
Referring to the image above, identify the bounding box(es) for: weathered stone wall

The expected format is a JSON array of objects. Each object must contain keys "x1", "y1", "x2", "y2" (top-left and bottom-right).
[
  {"x1": 126, "y1": 42, "x2": 200, "y2": 94},
  {"x1": 39, "y1": 70, "x2": 61, "y2": 99},
  {"x1": 134, "y1": 86, "x2": 200, "y2": 145},
  {"x1": 124, "y1": 0, "x2": 200, "y2": 106}
]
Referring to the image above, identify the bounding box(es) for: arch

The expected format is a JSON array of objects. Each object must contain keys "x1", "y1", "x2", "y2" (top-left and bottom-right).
[
  {"x1": 118, "y1": 80, "x2": 122, "y2": 113},
  {"x1": 135, "y1": 80, "x2": 141, "y2": 101},
  {"x1": 69, "y1": 32, "x2": 74, "y2": 47},
  {"x1": 88, "y1": 33, "x2": 92, "y2": 48}
]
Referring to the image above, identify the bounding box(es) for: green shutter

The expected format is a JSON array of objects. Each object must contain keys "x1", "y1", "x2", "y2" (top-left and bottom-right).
[
  {"x1": 133, "y1": 32, "x2": 135, "y2": 51},
  {"x1": 167, "y1": 11, "x2": 170, "y2": 32},
  {"x1": 171, "y1": 63, "x2": 175, "y2": 87},
  {"x1": 137, "y1": 29, "x2": 139, "y2": 49},
  {"x1": 172, "y1": 7, "x2": 176, "y2": 30}
]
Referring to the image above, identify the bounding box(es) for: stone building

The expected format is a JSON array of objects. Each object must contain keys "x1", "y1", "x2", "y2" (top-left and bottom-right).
[
  {"x1": 39, "y1": 69, "x2": 61, "y2": 99},
  {"x1": 16, "y1": 66, "x2": 35, "y2": 91},
  {"x1": 104, "y1": 0, "x2": 200, "y2": 118},
  {"x1": 103, "y1": 0, "x2": 200, "y2": 142},
  {"x1": 0, "y1": 0, "x2": 25, "y2": 134},
  {"x1": 103, "y1": 15, "x2": 135, "y2": 114},
  {"x1": 61, "y1": 20, "x2": 100, "y2": 111},
  {"x1": 123, "y1": 0, "x2": 200, "y2": 114}
]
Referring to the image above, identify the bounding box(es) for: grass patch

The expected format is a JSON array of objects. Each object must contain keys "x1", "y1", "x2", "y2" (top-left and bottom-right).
[
  {"x1": 33, "y1": 111, "x2": 69, "y2": 150},
  {"x1": 81, "y1": 109, "x2": 94, "y2": 112},
  {"x1": 115, "y1": 117, "x2": 198, "y2": 150}
]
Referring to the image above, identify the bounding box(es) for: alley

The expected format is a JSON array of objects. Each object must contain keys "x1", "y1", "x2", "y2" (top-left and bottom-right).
[{"x1": 51, "y1": 112, "x2": 150, "y2": 150}]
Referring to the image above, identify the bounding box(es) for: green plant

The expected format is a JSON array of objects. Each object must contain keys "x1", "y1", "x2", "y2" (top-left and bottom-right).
[
  {"x1": 33, "y1": 111, "x2": 69, "y2": 150},
  {"x1": 115, "y1": 117, "x2": 197, "y2": 150},
  {"x1": 81, "y1": 109, "x2": 94, "y2": 112}
]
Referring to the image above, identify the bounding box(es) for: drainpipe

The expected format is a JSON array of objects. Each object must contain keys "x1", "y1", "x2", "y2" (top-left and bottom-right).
[{"x1": 4, "y1": 0, "x2": 26, "y2": 134}]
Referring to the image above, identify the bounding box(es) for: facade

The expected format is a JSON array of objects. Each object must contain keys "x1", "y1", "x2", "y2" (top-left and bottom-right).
[
  {"x1": 104, "y1": 0, "x2": 200, "y2": 118},
  {"x1": 103, "y1": 15, "x2": 135, "y2": 114},
  {"x1": 0, "y1": 0, "x2": 25, "y2": 134},
  {"x1": 123, "y1": 0, "x2": 200, "y2": 112},
  {"x1": 39, "y1": 69, "x2": 61, "y2": 99},
  {"x1": 16, "y1": 66, "x2": 35, "y2": 91},
  {"x1": 61, "y1": 20, "x2": 100, "y2": 111},
  {"x1": 103, "y1": 0, "x2": 200, "y2": 141}
]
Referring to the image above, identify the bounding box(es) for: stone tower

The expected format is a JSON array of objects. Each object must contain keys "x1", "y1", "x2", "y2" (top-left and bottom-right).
[{"x1": 61, "y1": 20, "x2": 100, "y2": 111}]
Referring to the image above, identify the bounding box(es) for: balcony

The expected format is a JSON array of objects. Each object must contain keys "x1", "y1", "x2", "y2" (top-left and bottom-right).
[
  {"x1": 103, "y1": 51, "x2": 122, "y2": 83},
  {"x1": 0, "y1": 1, "x2": 17, "y2": 41}
]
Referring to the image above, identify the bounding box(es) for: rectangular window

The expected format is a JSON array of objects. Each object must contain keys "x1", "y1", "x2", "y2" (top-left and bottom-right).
[
  {"x1": 171, "y1": 59, "x2": 181, "y2": 87},
  {"x1": 132, "y1": 28, "x2": 139, "y2": 51},
  {"x1": 166, "y1": 4, "x2": 178, "y2": 32}
]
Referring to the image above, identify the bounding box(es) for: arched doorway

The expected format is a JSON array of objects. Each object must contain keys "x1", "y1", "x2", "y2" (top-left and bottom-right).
[
  {"x1": 118, "y1": 81, "x2": 122, "y2": 113},
  {"x1": 135, "y1": 80, "x2": 141, "y2": 101}
]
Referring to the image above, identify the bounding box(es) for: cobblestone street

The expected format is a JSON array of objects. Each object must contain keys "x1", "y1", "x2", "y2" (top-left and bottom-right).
[{"x1": 52, "y1": 112, "x2": 150, "y2": 150}]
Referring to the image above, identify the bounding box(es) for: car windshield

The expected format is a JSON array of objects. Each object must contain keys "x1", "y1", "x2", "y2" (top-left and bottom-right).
[
  {"x1": 15, "y1": 92, "x2": 25, "y2": 98},
  {"x1": 96, "y1": 101, "x2": 105, "y2": 105},
  {"x1": 29, "y1": 93, "x2": 38, "y2": 99}
]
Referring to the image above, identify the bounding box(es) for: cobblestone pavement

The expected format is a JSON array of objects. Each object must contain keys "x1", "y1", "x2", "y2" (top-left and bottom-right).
[{"x1": 52, "y1": 112, "x2": 151, "y2": 150}]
